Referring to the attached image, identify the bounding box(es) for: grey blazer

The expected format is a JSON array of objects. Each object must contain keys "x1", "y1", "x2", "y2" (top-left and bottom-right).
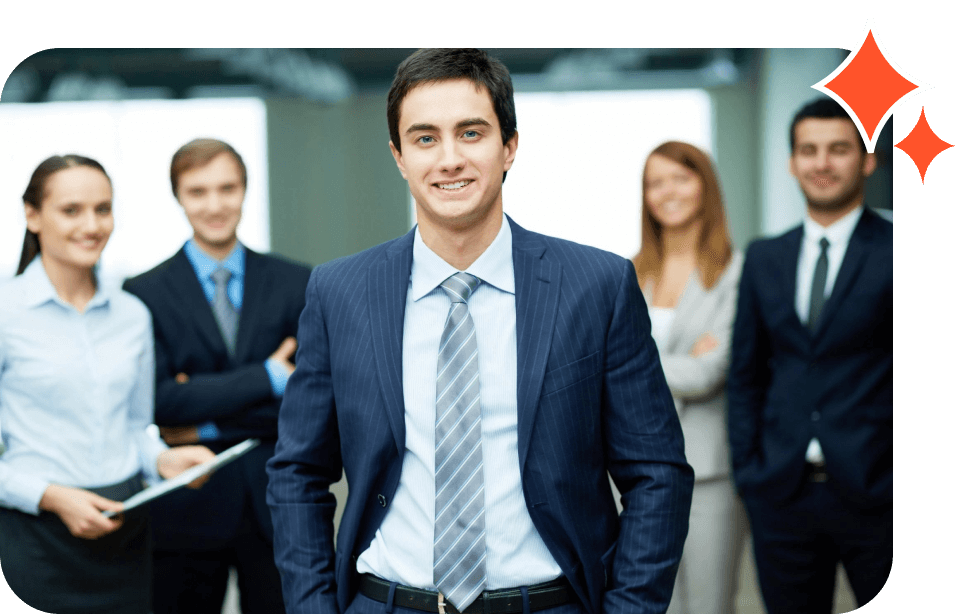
[{"x1": 643, "y1": 252, "x2": 742, "y2": 481}]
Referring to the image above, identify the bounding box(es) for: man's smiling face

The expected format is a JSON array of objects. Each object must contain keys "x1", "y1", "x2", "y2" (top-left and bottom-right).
[
  {"x1": 789, "y1": 117, "x2": 875, "y2": 214},
  {"x1": 389, "y1": 78, "x2": 518, "y2": 235}
]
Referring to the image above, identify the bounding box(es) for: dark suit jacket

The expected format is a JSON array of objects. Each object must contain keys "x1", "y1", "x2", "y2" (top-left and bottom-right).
[
  {"x1": 727, "y1": 207, "x2": 892, "y2": 509},
  {"x1": 267, "y1": 218, "x2": 694, "y2": 614},
  {"x1": 124, "y1": 247, "x2": 311, "y2": 550}
]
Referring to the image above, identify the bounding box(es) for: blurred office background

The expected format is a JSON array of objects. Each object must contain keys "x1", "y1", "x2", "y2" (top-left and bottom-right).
[{"x1": 1, "y1": 48, "x2": 890, "y2": 613}]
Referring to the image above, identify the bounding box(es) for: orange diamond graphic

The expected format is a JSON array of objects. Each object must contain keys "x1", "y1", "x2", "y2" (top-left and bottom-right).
[
  {"x1": 822, "y1": 30, "x2": 918, "y2": 142},
  {"x1": 896, "y1": 107, "x2": 953, "y2": 184}
]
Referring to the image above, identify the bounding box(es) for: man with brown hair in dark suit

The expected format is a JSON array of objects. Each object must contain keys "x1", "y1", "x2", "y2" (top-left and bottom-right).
[{"x1": 125, "y1": 138, "x2": 310, "y2": 614}]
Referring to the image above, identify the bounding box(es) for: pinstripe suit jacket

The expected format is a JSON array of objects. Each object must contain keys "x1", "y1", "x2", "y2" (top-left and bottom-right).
[{"x1": 267, "y1": 217, "x2": 694, "y2": 614}]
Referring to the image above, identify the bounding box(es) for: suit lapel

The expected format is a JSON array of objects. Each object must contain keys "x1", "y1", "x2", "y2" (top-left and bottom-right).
[
  {"x1": 812, "y1": 209, "x2": 873, "y2": 339},
  {"x1": 368, "y1": 230, "x2": 415, "y2": 452},
  {"x1": 234, "y1": 249, "x2": 271, "y2": 361},
  {"x1": 779, "y1": 227, "x2": 806, "y2": 336},
  {"x1": 511, "y1": 218, "x2": 563, "y2": 474},
  {"x1": 168, "y1": 248, "x2": 231, "y2": 357}
]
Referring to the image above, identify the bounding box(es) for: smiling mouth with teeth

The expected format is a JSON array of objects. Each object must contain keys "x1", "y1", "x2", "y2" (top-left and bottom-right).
[{"x1": 437, "y1": 180, "x2": 473, "y2": 190}]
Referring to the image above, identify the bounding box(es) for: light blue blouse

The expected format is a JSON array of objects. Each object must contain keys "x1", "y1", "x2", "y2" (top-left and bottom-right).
[{"x1": 0, "y1": 257, "x2": 166, "y2": 515}]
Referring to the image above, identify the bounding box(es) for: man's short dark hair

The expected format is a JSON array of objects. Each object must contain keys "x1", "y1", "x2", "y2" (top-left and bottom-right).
[
  {"x1": 387, "y1": 48, "x2": 517, "y2": 155},
  {"x1": 789, "y1": 97, "x2": 866, "y2": 154}
]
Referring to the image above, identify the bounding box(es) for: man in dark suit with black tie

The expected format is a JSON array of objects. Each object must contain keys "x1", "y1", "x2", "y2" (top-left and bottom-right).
[
  {"x1": 124, "y1": 138, "x2": 311, "y2": 614},
  {"x1": 728, "y1": 97, "x2": 892, "y2": 613},
  {"x1": 267, "y1": 48, "x2": 693, "y2": 614}
]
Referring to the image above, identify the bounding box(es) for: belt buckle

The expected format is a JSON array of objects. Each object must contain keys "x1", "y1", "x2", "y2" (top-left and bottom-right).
[{"x1": 438, "y1": 591, "x2": 446, "y2": 614}]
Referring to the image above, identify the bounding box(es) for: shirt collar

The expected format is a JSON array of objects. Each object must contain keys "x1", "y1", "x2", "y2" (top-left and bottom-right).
[
  {"x1": 410, "y1": 217, "x2": 515, "y2": 302},
  {"x1": 803, "y1": 205, "x2": 864, "y2": 249},
  {"x1": 21, "y1": 255, "x2": 111, "y2": 310},
  {"x1": 183, "y1": 239, "x2": 245, "y2": 282}
]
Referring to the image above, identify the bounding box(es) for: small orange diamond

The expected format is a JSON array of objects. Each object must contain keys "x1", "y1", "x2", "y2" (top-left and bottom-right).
[{"x1": 896, "y1": 107, "x2": 953, "y2": 184}]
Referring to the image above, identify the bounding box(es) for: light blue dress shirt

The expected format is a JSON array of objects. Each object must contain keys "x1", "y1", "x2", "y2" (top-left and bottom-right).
[
  {"x1": 356, "y1": 219, "x2": 562, "y2": 589},
  {"x1": 0, "y1": 257, "x2": 167, "y2": 515},
  {"x1": 182, "y1": 240, "x2": 290, "y2": 441}
]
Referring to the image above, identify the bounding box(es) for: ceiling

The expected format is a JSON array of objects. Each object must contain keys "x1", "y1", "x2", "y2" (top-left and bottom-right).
[{"x1": 2, "y1": 48, "x2": 757, "y2": 104}]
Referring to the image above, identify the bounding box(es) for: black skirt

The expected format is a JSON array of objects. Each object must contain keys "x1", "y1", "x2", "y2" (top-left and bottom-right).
[{"x1": 0, "y1": 474, "x2": 151, "y2": 614}]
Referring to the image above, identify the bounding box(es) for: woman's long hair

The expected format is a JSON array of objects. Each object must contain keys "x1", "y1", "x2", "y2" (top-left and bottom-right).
[
  {"x1": 17, "y1": 155, "x2": 111, "y2": 276},
  {"x1": 631, "y1": 141, "x2": 733, "y2": 290}
]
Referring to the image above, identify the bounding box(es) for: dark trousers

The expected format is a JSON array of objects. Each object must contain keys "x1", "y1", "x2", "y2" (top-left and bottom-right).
[
  {"x1": 152, "y1": 509, "x2": 283, "y2": 614},
  {"x1": 743, "y1": 477, "x2": 892, "y2": 614}
]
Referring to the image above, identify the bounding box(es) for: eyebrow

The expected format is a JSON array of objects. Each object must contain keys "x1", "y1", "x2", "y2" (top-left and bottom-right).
[
  {"x1": 800, "y1": 139, "x2": 854, "y2": 148},
  {"x1": 57, "y1": 199, "x2": 112, "y2": 208},
  {"x1": 404, "y1": 117, "x2": 492, "y2": 135}
]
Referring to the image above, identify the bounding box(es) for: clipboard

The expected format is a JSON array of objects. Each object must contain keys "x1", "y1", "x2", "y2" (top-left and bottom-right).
[{"x1": 103, "y1": 438, "x2": 260, "y2": 518}]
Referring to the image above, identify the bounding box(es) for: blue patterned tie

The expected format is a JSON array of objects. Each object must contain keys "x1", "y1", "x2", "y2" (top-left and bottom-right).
[
  {"x1": 211, "y1": 268, "x2": 238, "y2": 356},
  {"x1": 434, "y1": 272, "x2": 486, "y2": 611}
]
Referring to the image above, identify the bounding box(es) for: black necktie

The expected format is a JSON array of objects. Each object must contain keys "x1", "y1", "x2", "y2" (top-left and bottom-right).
[{"x1": 807, "y1": 237, "x2": 830, "y2": 331}]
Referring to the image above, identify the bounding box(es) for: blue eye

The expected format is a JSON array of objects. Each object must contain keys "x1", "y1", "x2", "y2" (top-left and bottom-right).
[
  {"x1": 418, "y1": 135, "x2": 435, "y2": 144},
  {"x1": 463, "y1": 130, "x2": 478, "y2": 138}
]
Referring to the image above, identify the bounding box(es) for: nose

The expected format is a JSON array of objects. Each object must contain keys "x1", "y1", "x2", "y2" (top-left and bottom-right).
[
  {"x1": 812, "y1": 151, "x2": 833, "y2": 171},
  {"x1": 206, "y1": 192, "x2": 227, "y2": 213},
  {"x1": 80, "y1": 209, "x2": 102, "y2": 233},
  {"x1": 438, "y1": 139, "x2": 465, "y2": 173}
]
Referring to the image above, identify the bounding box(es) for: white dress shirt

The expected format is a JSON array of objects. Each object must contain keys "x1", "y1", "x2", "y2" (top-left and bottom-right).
[
  {"x1": 357, "y1": 219, "x2": 562, "y2": 589},
  {"x1": 0, "y1": 257, "x2": 167, "y2": 515},
  {"x1": 795, "y1": 205, "x2": 864, "y2": 462}
]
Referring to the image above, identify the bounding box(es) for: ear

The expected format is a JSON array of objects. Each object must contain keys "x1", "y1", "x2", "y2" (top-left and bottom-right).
[
  {"x1": 389, "y1": 141, "x2": 408, "y2": 180},
  {"x1": 789, "y1": 154, "x2": 797, "y2": 179},
  {"x1": 503, "y1": 131, "x2": 519, "y2": 172},
  {"x1": 862, "y1": 152, "x2": 877, "y2": 178},
  {"x1": 24, "y1": 203, "x2": 41, "y2": 234}
]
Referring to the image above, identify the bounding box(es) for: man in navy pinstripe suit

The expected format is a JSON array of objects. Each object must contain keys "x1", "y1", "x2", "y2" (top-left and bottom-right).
[{"x1": 267, "y1": 48, "x2": 693, "y2": 614}]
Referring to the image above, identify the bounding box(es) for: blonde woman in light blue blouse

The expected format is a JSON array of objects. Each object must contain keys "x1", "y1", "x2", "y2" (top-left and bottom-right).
[{"x1": 0, "y1": 155, "x2": 214, "y2": 614}]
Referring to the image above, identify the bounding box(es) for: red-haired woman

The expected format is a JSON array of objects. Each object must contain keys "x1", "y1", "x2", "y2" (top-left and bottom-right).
[{"x1": 633, "y1": 141, "x2": 746, "y2": 614}]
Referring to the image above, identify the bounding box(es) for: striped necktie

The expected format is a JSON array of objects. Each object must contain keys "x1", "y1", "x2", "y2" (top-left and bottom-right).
[
  {"x1": 211, "y1": 268, "x2": 238, "y2": 356},
  {"x1": 434, "y1": 272, "x2": 486, "y2": 611}
]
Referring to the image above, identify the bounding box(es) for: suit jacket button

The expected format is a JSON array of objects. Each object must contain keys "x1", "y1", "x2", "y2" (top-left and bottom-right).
[
  {"x1": 810, "y1": 411, "x2": 821, "y2": 422},
  {"x1": 378, "y1": 494, "x2": 387, "y2": 507}
]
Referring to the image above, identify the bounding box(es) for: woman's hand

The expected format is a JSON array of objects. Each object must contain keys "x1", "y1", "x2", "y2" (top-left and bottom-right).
[
  {"x1": 157, "y1": 445, "x2": 217, "y2": 489},
  {"x1": 38, "y1": 484, "x2": 125, "y2": 539},
  {"x1": 690, "y1": 332, "x2": 719, "y2": 357}
]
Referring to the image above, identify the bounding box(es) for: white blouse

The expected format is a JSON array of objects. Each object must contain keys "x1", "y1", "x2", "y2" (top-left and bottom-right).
[{"x1": 648, "y1": 305, "x2": 677, "y2": 354}]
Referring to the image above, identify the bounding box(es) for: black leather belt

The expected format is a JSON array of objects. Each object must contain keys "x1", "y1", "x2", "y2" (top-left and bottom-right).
[
  {"x1": 805, "y1": 461, "x2": 828, "y2": 483},
  {"x1": 358, "y1": 574, "x2": 575, "y2": 614}
]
